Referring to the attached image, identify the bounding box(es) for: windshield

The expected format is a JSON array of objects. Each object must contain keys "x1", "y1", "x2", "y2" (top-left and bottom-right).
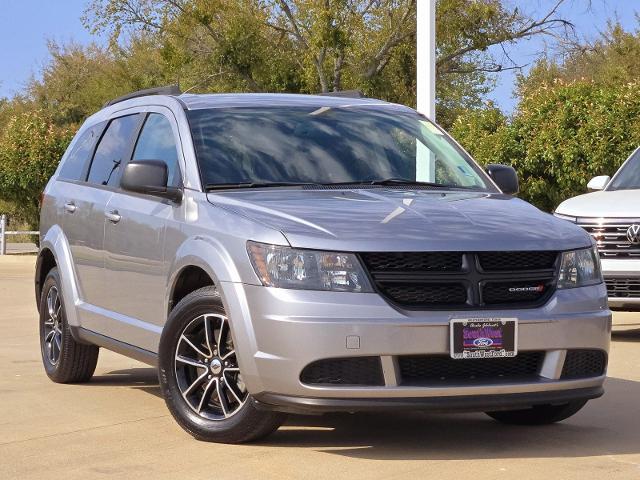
[
  {"x1": 187, "y1": 106, "x2": 494, "y2": 191},
  {"x1": 608, "y1": 148, "x2": 640, "y2": 191}
]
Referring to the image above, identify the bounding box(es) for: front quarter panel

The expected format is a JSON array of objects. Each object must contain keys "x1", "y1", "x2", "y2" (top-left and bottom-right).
[
  {"x1": 39, "y1": 224, "x2": 82, "y2": 329},
  {"x1": 163, "y1": 192, "x2": 288, "y2": 371},
  {"x1": 165, "y1": 191, "x2": 288, "y2": 293}
]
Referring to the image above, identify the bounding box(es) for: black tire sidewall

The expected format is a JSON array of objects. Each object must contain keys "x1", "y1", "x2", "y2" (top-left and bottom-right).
[
  {"x1": 158, "y1": 287, "x2": 279, "y2": 442},
  {"x1": 39, "y1": 268, "x2": 64, "y2": 377}
]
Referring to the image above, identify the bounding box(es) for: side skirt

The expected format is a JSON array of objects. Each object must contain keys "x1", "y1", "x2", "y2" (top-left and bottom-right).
[{"x1": 72, "y1": 327, "x2": 158, "y2": 367}]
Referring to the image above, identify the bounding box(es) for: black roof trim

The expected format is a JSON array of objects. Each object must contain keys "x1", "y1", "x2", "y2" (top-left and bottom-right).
[
  {"x1": 316, "y1": 90, "x2": 365, "y2": 99},
  {"x1": 103, "y1": 85, "x2": 181, "y2": 108}
]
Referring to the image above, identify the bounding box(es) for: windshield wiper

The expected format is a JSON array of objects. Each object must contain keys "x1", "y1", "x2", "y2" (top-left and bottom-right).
[
  {"x1": 321, "y1": 178, "x2": 458, "y2": 188},
  {"x1": 205, "y1": 181, "x2": 320, "y2": 190},
  {"x1": 368, "y1": 177, "x2": 448, "y2": 187},
  {"x1": 205, "y1": 178, "x2": 479, "y2": 191}
]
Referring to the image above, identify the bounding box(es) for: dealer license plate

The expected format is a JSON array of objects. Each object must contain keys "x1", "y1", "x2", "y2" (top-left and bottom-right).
[{"x1": 450, "y1": 318, "x2": 518, "y2": 359}]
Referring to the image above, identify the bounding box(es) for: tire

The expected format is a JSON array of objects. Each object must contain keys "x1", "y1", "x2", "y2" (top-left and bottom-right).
[
  {"x1": 39, "y1": 267, "x2": 99, "y2": 383},
  {"x1": 158, "y1": 286, "x2": 285, "y2": 443},
  {"x1": 486, "y1": 400, "x2": 588, "y2": 425}
]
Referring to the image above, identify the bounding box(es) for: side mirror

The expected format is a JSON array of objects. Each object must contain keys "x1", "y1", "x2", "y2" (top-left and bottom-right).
[
  {"x1": 121, "y1": 160, "x2": 182, "y2": 203},
  {"x1": 486, "y1": 164, "x2": 519, "y2": 195},
  {"x1": 587, "y1": 175, "x2": 610, "y2": 191}
]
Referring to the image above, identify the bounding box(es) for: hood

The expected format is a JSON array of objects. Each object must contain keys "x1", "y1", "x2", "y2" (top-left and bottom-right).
[
  {"x1": 556, "y1": 189, "x2": 640, "y2": 218},
  {"x1": 207, "y1": 188, "x2": 592, "y2": 252}
]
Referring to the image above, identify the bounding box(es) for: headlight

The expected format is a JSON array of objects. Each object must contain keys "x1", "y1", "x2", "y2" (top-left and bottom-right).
[
  {"x1": 557, "y1": 246, "x2": 602, "y2": 289},
  {"x1": 247, "y1": 241, "x2": 373, "y2": 292}
]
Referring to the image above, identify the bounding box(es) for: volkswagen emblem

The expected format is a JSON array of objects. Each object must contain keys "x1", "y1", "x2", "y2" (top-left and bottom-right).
[{"x1": 627, "y1": 224, "x2": 640, "y2": 244}]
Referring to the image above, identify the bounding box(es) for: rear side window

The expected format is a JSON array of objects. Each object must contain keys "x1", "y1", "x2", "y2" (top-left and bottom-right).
[
  {"x1": 87, "y1": 114, "x2": 141, "y2": 186},
  {"x1": 58, "y1": 124, "x2": 104, "y2": 181},
  {"x1": 132, "y1": 113, "x2": 181, "y2": 186}
]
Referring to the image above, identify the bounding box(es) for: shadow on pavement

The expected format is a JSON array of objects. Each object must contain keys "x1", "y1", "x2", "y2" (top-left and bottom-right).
[
  {"x1": 612, "y1": 331, "x2": 640, "y2": 342},
  {"x1": 91, "y1": 368, "x2": 159, "y2": 387},
  {"x1": 267, "y1": 377, "x2": 640, "y2": 460},
  {"x1": 89, "y1": 365, "x2": 640, "y2": 460}
]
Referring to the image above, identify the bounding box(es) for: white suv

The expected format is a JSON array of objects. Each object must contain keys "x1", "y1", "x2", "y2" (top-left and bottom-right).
[{"x1": 555, "y1": 147, "x2": 640, "y2": 309}]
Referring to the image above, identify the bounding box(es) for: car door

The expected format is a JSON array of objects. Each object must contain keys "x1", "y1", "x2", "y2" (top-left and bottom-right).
[
  {"x1": 102, "y1": 110, "x2": 184, "y2": 351},
  {"x1": 58, "y1": 122, "x2": 106, "y2": 311},
  {"x1": 67, "y1": 113, "x2": 143, "y2": 334}
]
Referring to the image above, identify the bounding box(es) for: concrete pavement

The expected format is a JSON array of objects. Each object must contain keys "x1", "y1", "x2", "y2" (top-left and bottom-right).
[{"x1": 1, "y1": 255, "x2": 639, "y2": 480}]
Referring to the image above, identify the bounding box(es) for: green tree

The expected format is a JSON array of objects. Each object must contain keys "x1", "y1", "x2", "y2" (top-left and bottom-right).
[
  {"x1": 0, "y1": 0, "x2": 583, "y2": 223},
  {"x1": 83, "y1": 0, "x2": 577, "y2": 127},
  {"x1": 518, "y1": 21, "x2": 640, "y2": 98},
  {"x1": 452, "y1": 80, "x2": 640, "y2": 211},
  {"x1": 452, "y1": 20, "x2": 640, "y2": 211},
  {"x1": 0, "y1": 110, "x2": 74, "y2": 227},
  {"x1": 27, "y1": 39, "x2": 172, "y2": 126}
]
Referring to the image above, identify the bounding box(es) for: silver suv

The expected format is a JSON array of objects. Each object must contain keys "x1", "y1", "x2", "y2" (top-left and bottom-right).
[{"x1": 37, "y1": 87, "x2": 611, "y2": 443}]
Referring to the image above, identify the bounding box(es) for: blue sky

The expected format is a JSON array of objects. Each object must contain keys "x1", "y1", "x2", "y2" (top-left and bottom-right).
[
  {"x1": 488, "y1": 0, "x2": 639, "y2": 111},
  {"x1": 0, "y1": 0, "x2": 638, "y2": 113}
]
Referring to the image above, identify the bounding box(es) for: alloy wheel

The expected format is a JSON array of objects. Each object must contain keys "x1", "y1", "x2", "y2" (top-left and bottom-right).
[
  {"x1": 174, "y1": 313, "x2": 247, "y2": 420},
  {"x1": 43, "y1": 286, "x2": 63, "y2": 365}
]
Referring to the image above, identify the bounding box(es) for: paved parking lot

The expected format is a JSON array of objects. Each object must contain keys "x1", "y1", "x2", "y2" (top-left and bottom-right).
[{"x1": 1, "y1": 255, "x2": 639, "y2": 479}]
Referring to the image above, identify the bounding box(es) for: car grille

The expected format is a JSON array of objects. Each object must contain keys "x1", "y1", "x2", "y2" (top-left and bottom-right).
[
  {"x1": 560, "y1": 350, "x2": 607, "y2": 379},
  {"x1": 477, "y1": 251, "x2": 559, "y2": 271},
  {"x1": 300, "y1": 357, "x2": 384, "y2": 386},
  {"x1": 605, "y1": 277, "x2": 640, "y2": 298},
  {"x1": 360, "y1": 251, "x2": 559, "y2": 309},
  {"x1": 398, "y1": 352, "x2": 544, "y2": 385},
  {"x1": 382, "y1": 283, "x2": 467, "y2": 306},
  {"x1": 578, "y1": 219, "x2": 640, "y2": 259}
]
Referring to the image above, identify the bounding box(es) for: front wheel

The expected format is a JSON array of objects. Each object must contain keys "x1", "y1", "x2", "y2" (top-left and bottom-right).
[
  {"x1": 158, "y1": 286, "x2": 285, "y2": 443},
  {"x1": 486, "y1": 400, "x2": 588, "y2": 425}
]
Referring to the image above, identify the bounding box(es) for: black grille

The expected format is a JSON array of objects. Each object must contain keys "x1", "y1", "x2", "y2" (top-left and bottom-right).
[
  {"x1": 478, "y1": 251, "x2": 558, "y2": 271},
  {"x1": 300, "y1": 357, "x2": 384, "y2": 386},
  {"x1": 578, "y1": 220, "x2": 640, "y2": 259},
  {"x1": 360, "y1": 251, "x2": 559, "y2": 309},
  {"x1": 398, "y1": 351, "x2": 544, "y2": 385},
  {"x1": 361, "y1": 252, "x2": 462, "y2": 272},
  {"x1": 561, "y1": 350, "x2": 607, "y2": 379},
  {"x1": 383, "y1": 283, "x2": 467, "y2": 305},
  {"x1": 605, "y1": 277, "x2": 640, "y2": 298}
]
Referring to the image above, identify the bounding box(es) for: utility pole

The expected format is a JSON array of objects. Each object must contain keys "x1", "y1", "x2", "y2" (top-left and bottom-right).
[
  {"x1": 416, "y1": 0, "x2": 437, "y2": 181},
  {"x1": 416, "y1": 0, "x2": 436, "y2": 120}
]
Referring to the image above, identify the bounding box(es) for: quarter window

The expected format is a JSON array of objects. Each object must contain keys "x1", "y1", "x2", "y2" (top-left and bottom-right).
[
  {"x1": 58, "y1": 123, "x2": 104, "y2": 181},
  {"x1": 87, "y1": 114, "x2": 141, "y2": 186},
  {"x1": 132, "y1": 113, "x2": 181, "y2": 186}
]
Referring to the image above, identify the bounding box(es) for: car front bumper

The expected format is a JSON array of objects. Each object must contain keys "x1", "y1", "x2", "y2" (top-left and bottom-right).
[
  {"x1": 601, "y1": 258, "x2": 640, "y2": 309},
  {"x1": 221, "y1": 281, "x2": 611, "y2": 413}
]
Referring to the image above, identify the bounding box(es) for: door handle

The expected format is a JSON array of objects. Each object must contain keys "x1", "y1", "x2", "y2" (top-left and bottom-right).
[
  {"x1": 105, "y1": 210, "x2": 121, "y2": 224},
  {"x1": 64, "y1": 202, "x2": 77, "y2": 213}
]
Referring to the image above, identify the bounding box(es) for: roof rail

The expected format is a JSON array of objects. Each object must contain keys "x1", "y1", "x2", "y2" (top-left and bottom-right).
[
  {"x1": 103, "y1": 85, "x2": 181, "y2": 108},
  {"x1": 316, "y1": 90, "x2": 365, "y2": 99}
]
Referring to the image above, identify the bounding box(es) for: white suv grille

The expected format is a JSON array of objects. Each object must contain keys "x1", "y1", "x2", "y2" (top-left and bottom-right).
[{"x1": 578, "y1": 219, "x2": 640, "y2": 259}]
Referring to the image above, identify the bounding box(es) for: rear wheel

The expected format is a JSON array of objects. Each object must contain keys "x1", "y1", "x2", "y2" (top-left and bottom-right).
[
  {"x1": 39, "y1": 267, "x2": 99, "y2": 383},
  {"x1": 486, "y1": 400, "x2": 588, "y2": 425},
  {"x1": 158, "y1": 286, "x2": 285, "y2": 443}
]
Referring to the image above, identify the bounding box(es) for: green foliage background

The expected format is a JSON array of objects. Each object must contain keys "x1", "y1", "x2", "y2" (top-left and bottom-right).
[
  {"x1": 0, "y1": 109, "x2": 74, "y2": 227},
  {"x1": 452, "y1": 22, "x2": 640, "y2": 212},
  {"x1": 1, "y1": 2, "x2": 639, "y2": 228}
]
